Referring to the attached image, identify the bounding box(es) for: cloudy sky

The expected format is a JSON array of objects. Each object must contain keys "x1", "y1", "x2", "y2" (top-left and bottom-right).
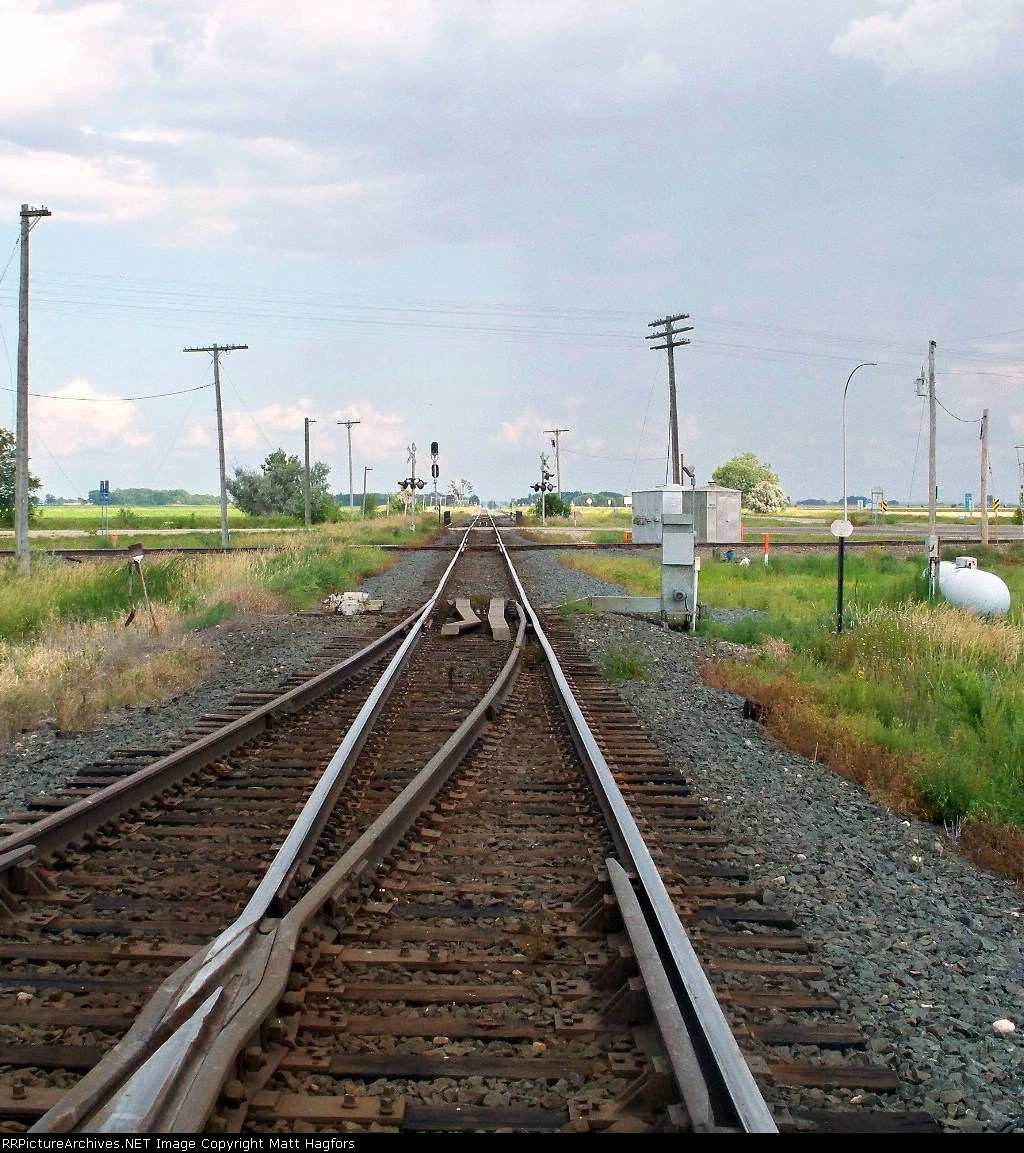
[{"x1": 1, "y1": 0, "x2": 1022, "y2": 508}]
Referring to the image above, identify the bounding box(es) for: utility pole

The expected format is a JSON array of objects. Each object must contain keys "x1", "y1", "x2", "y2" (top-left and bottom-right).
[
  {"x1": 927, "y1": 340, "x2": 937, "y2": 537},
  {"x1": 1016, "y1": 446, "x2": 1024, "y2": 516},
  {"x1": 303, "y1": 417, "x2": 316, "y2": 529},
  {"x1": 183, "y1": 343, "x2": 247, "y2": 548},
  {"x1": 544, "y1": 428, "x2": 568, "y2": 496},
  {"x1": 980, "y1": 408, "x2": 989, "y2": 547},
  {"x1": 15, "y1": 204, "x2": 51, "y2": 576},
  {"x1": 362, "y1": 465, "x2": 372, "y2": 517},
  {"x1": 646, "y1": 313, "x2": 692, "y2": 485},
  {"x1": 337, "y1": 419, "x2": 361, "y2": 512}
]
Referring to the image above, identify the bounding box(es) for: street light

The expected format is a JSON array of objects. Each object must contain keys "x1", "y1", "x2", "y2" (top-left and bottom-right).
[{"x1": 833, "y1": 362, "x2": 877, "y2": 633}]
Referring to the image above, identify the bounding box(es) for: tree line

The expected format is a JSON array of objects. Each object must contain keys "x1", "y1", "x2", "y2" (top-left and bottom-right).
[{"x1": 0, "y1": 425, "x2": 790, "y2": 529}]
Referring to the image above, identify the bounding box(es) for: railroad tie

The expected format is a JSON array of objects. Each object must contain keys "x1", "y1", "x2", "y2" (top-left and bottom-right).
[{"x1": 440, "y1": 597, "x2": 482, "y2": 637}]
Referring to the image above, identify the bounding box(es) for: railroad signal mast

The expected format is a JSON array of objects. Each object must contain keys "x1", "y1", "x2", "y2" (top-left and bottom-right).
[{"x1": 430, "y1": 441, "x2": 441, "y2": 523}]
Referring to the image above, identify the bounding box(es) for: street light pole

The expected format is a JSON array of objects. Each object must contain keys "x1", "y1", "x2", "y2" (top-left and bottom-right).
[
  {"x1": 362, "y1": 466, "x2": 372, "y2": 517},
  {"x1": 836, "y1": 362, "x2": 877, "y2": 633}
]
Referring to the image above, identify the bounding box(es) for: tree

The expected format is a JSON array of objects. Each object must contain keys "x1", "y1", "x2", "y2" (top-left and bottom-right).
[
  {"x1": 226, "y1": 449, "x2": 335, "y2": 521},
  {"x1": 747, "y1": 479, "x2": 789, "y2": 514},
  {"x1": 711, "y1": 452, "x2": 782, "y2": 508},
  {"x1": 448, "y1": 478, "x2": 475, "y2": 506},
  {"x1": 0, "y1": 427, "x2": 42, "y2": 529},
  {"x1": 538, "y1": 493, "x2": 571, "y2": 518}
]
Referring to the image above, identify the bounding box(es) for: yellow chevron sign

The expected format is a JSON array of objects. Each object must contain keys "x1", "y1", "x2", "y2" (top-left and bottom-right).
[
  {"x1": 992, "y1": 498, "x2": 1000, "y2": 514},
  {"x1": 879, "y1": 499, "x2": 888, "y2": 512}
]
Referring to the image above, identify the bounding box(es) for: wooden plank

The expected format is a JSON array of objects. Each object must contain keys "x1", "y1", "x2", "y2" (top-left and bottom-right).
[
  {"x1": 0, "y1": 1042, "x2": 106, "y2": 1069},
  {"x1": 282, "y1": 1052, "x2": 599, "y2": 1080},
  {"x1": 767, "y1": 1061, "x2": 901, "y2": 1091}
]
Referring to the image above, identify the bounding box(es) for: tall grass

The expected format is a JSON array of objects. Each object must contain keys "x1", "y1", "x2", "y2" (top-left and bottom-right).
[
  {"x1": 562, "y1": 545, "x2": 1024, "y2": 879},
  {"x1": 0, "y1": 528, "x2": 413, "y2": 743}
]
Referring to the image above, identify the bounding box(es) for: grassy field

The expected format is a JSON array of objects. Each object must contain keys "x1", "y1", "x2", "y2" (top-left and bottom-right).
[
  {"x1": 562, "y1": 544, "x2": 1024, "y2": 883},
  {"x1": 0, "y1": 516, "x2": 437, "y2": 744}
]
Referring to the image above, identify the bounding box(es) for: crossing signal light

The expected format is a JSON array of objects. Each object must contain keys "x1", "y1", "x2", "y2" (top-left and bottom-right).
[
  {"x1": 431, "y1": 464, "x2": 439, "y2": 478},
  {"x1": 430, "y1": 441, "x2": 439, "y2": 456},
  {"x1": 416, "y1": 479, "x2": 426, "y2": 489}
]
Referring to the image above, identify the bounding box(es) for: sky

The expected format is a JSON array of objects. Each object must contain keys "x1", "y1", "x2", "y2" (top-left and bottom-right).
[{"x1": 0, "y1": 0, "x2": 1022, "y2": 509}]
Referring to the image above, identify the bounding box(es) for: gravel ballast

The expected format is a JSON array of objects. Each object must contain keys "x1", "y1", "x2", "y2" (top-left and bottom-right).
[{"x1": 1, "y1": 542, "x2": 1021, "y2": 1133}]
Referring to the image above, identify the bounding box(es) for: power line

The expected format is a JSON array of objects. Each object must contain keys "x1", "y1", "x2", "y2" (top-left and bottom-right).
[{"x1": 0, "y1": 382, "x2": 212, "y2": 402}]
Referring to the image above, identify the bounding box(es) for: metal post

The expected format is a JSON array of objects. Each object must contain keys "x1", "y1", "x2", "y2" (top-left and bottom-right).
[
  {"x1": 362, "y1": 466, "x2": 372, "y2": 517},
  {"x1": 836, "y1": 362, "x2": 876, "y2": 633}
]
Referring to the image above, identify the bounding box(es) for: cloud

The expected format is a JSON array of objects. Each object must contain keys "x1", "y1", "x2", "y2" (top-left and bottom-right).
[
  {"x1": 493, "y1": 411, "x2": 545, "y2": 446},
  {"x1": 0, "y1": 0, "x2": 129, "y2": 116},
  {"x1": 832, "y1": 1, "x2": 1024, "y2": 79},
  {"x1": 33, "y1": 378, "x2": 151, "y2": 453}
]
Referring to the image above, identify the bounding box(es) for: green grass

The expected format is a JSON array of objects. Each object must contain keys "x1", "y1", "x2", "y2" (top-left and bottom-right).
[
  {"x1": 562, "y1": 544, "x2": 1024, "y2": 857},
  {"x1": 600, "y1": 643, "x2": 651, "y2": 683}
]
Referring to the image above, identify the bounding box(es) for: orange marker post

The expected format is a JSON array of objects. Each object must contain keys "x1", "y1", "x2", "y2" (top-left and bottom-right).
[{"x1": 763, "y1": 533, "x2": 770, "y2": 567}]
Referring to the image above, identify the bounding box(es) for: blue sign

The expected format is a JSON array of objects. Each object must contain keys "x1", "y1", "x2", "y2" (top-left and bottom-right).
[{"x1": 964, "y1": 492, "x2": 972, "y2": 511}]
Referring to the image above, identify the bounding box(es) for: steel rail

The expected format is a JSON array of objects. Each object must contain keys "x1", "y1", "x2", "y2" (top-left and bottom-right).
[
  {"x1": 76, "y1": 606, "x2": 530, "y2": 1133},
  {"x1": 0, "y1": 605, "x2": 424, "y2": 889},
  {"x1": 493, "y1": 524, "x2": 778, "y2": 1133},
  {"x1": 35, "y1": 513, "x2": 775, "y2": 1133},
  {"x1": 32, "y1": 519, "x2": 486, "y2": 1134}
]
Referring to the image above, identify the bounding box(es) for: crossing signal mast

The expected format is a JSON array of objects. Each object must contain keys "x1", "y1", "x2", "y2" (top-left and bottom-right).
[
  {"x1": 398, "y1": 442, "x2": 426, "y2": 519},
  {"x1": 531, "y1": 453, "x2": 555, "y2": 525}
]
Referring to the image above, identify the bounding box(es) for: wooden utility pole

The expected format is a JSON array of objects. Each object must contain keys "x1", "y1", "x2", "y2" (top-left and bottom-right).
[
  {"x1": 980, "y1": 408, "x2": 989, "y2": 546},
  {"x1": 15, "y1": 204, "x2": 51, "y2": 576},
  {"x1": 646, "y1": 313, "x2": 692, "y2": 484},
  {"x1": 183, "y1": 343, "x2": 247, "y2": 547},
  {"x1": 337, "y1": 419, "x2": 361, "y2": 510},
  {"x1": 927, "y1": 340, "x2": 937, "y2": 536},
  {"x1": 304, "y1": 417, "x2": 316, "y2": 528},
  {"x1": 544, "y1": 427, "x2": 568, "y2": 496}
]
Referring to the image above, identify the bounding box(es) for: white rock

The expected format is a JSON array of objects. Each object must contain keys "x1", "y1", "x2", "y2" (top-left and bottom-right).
[{"x1": 993, "y1": 1019, "x2": 1016, "y2": 1035}]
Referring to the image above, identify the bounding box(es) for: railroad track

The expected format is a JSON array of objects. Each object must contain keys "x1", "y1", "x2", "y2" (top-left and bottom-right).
[{"x1": 0, "y1": 516, "x2": 944, "y2": 1134}]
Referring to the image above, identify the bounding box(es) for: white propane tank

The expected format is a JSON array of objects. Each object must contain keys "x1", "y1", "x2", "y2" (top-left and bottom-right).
[{"x1": 937, "y1": 559, "x2": 1011, "y2": 618}]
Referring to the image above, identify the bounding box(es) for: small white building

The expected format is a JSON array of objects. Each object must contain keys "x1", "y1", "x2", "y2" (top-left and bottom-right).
[{"x1": 631, "y1": 483, "x2": 742, "y2": 545}]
